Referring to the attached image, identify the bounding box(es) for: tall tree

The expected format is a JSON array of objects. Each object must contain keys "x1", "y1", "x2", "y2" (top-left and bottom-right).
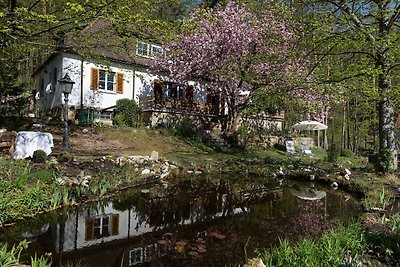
[
  {"x1": 301, "y1": 0, "x2": 400, "y2": 171},
  {"x1": 0, "y1": 0, "x2": 185, "y2": 114}
]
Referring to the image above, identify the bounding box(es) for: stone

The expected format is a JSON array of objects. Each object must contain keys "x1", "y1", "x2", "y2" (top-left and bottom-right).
[
  {"x1": 56, "y1": 177, "x2": 66, "y2": 186},
  {"x1": 150, "y1": 151, "x2": 159, "y2": 161},
  {"x1": 310, "y1": 174, "x2": 315, "y2": 181},
  {"x1": 82, "y1": 128, "x2": 89, "y2": 133},
  {"x1": 141, "y1": 168, "x2": 151, "y2": 175},
  {"x1": 160, "y1": 172, "x2": 170, "y2": 179}
]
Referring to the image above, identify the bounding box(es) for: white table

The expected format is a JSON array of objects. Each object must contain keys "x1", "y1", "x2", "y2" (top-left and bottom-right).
[{"x1": 14, "y1": 131, "x2": 54, "y2": 159}]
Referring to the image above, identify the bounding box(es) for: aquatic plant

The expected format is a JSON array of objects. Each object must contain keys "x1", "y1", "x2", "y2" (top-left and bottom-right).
[
  {"x1": 0, "y1": 240, "x2": 28, "y2": 267},
  {"x1": 260, "y1": 223, "x2": 367, "y2": 267},
  {"x1": 30, "y1": 254, "x2": 51, "y2": 267}
]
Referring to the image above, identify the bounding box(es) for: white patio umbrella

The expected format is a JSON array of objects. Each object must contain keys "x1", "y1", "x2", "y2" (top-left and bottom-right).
[
  {"x1": 292, "y1": 120, "x2": 328, "y2": 131},
  {"x1": 292, "y1": 120, "x2": 328, "y2": 147}
]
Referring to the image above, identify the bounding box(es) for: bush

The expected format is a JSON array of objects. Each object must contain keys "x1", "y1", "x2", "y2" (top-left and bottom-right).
[
  {"x1": 327, "y1": 144, "x2": 340, "y2": 162},
  {"x1": 112, "y1": 113, "x2": 125, "y2": 127},
  {"x1": 31, "y1": 150, "x2": 47, "y2": 163},
  {"x1": 114, "y1": 99, "x2": 141, "y2": 127},
  {"x1": 57, "y1": 152, "x2": 71, "y2": 162},
  {"x1": 176, "y1": 120, "x2": 198, "y2": 140},
  {"x1": 273, "y1": 143, "x2": 286, "y2": 152},
  {"x1": 341, "y1": 149, "x2": 354, "y2": 157}
]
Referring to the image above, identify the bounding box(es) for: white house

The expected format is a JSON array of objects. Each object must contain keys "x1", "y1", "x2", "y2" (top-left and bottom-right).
[
  {"x1": 32, "y1": 19, "x2": 224, "y2": 126},
  {"x1": 33, "y1": 19, "x2": 283, "y2": 131}
]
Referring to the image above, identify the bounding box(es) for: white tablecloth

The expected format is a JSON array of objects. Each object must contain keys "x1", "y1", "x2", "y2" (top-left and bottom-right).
[{"x1": 14, "y1": 131, "x2": 54, "y2": 159}]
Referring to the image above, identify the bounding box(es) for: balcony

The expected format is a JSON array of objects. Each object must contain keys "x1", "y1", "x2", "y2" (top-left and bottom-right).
[{"x1": 139, "y1": 96, "x2": 224, "y2": 116}]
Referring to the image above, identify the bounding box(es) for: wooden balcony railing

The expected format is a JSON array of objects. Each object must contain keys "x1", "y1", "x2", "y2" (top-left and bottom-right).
[{"x1": 139, "y1": 96, "x2": 224, "y2": 116}]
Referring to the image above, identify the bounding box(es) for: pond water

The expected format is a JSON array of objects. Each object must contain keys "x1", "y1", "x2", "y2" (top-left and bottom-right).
[{"x1": 0, "y1": 176, "x2": 361, "y2": 266}]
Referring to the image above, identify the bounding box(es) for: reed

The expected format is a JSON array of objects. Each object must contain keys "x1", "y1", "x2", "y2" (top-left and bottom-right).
[{"x1": 260, "y1": 223, "x2": 367, "y2": 267}]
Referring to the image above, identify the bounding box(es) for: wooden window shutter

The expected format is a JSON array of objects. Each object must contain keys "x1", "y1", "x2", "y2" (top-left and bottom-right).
[
  {"x1": 90, "y1": 68, "x2": 99, "y2": 90},
  {"x1": 154, "y1": 80, "x2": 163, "y2": 103},
  {"x1": 116, "y1": 73, "x2": 124, "y2": 94},
  {"x1": 111, "y1": 214, "x2": 119, "y2": 236},
  {"x1": 186, "y1": 85, "x2": 194, "y2": 104},
  {"x1": 85, "y1": 218, "x2": 94, "y2": 241}
]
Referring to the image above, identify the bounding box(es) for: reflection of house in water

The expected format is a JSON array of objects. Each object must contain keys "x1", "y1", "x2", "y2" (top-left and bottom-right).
[
  {"x1": 47, "y1": 186, "x2": 281, "y2": 266},
  {"x1": 17, "y1": 182, "x2": 362, "y2": 267},
  {"x1": 129, "y1": 243, "x2": 169, "y2": 266}
]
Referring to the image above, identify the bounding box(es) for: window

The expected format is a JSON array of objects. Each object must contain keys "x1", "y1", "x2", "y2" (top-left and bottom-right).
[
  {"x1": 99, "y1": 70, "x2": 115, "y2": 91},
  {"x1": 91, "y1": 68, "x2": 124, "y2": 94},
  {"x1": 151, "y1": 45, "x2": 162, "y2": 57},
  {"x1": 136, "y1": 41, "x2": 162, "y2": 58},
  {"x1": 53, "y1": 67, "x2": 58, "y2": 86},
  {"x1": 39, "y1": 78, "x2": 44, "y2": 96},
  {"x1": 129, "y1": 248, "x2": 143, "y2": 265},
  {"x1": 137, "y1": 42, "x2": 149, "y2": 57},
  {"x1": 100, "y1": 111, "x2": 113, "y2": 120},
  {"x1": 163, "y1": 82, "x2": 184, "y2": 100},
  {"x1": 84, "y1": 214, "x2": 119, "y2": 241},
  {"x1": 94, "y1": 216, "x2": 110, "y2": 239},
  {"x1": 154, "y1": 80, "x2": 191, "y2": 102}
]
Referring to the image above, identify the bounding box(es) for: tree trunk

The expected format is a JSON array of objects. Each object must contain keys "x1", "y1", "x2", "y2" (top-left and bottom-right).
[
  {"x1": 375, "y1": 12, "x2": 398, "y2": 171},
  {"x1": 377, "y1": 70, "x2": 398, "y2": 171}
]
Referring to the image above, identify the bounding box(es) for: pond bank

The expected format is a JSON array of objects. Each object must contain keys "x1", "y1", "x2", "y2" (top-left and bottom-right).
[{"x1": 0, "y1": 127, "x2": 399, "y2": 266}]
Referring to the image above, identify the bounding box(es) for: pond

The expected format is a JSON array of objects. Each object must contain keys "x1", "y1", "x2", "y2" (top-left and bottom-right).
[{"x1": 0, "y1": 176, "x2": 361, "y2": 266}]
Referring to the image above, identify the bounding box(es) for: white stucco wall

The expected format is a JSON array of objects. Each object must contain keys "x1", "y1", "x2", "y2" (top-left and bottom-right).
[
  {"x1": 35, "y1": 53, "x2": 140, "y2": 111},
  {"x1": 82, "y1": 60, "x2": 136, "y2": 110},
  {"x1": 62, "y1": 203, "x2": 130, "y2": 252},
  {"x1": 34, "y1": 52, "x2": 210, "y2": 114},
  {"x1": 134, "y1": 70, "x2": 157, "y2": 102},
  {"x1": 34, "y1": 54, "x2": 64, "y2": 111}
]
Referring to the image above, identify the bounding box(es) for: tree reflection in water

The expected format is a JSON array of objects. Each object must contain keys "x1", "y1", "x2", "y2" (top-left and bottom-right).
[{"x1": 0, "y1": 177, "x2": 360, "y2": 267}]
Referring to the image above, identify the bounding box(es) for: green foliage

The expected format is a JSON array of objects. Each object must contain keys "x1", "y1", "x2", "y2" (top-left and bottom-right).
[
  {"x1": 386, "y1": 214, "x2": 400, "y2": 234},
  {"x1": 175, "y1": 120, "x2": 199, "y2": 140},
  {"x1": 0, "y1": 240, "x2": 28, "y2": 267},
  {"x1": 327, "y1": 144, "x2": 340, "y2": 162},
  {"x1": 112, "y1": 114, "x2": 125, "y2": 127},
  {"x1": 30, "y1": 254, "x2": 52, "y2": 267},
  {"x1": 341, "y1": 149, "x2": 354, "y2": 158},
  {"x1": 261, "y1": 223, "x2": 367, "y2": 267},
  {"x1": 57, "y1": 152, "x2": 72, "y2": 162},
  {"x1": 32, "y1": 150, "x2": 48, "y2": 163},
  {"x1": 378, "y1": 149, "x2": 395, "y2": 173},
  {"x1": 115, "y1": 99, "x2": 141, "y2": 127}
]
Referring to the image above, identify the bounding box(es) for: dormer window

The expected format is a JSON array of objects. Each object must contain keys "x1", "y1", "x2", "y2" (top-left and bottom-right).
[{"x1": 136, "y1": 41, "x2": 161, "y2": 58}]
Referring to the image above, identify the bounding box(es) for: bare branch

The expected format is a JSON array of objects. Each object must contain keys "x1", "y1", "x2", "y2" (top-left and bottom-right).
[
  {"x1": 28, "y1": 0, "x2": 43, "y2": 11},
  {"x1": 387, "y1": 4, "x2": 400, "y2": 30},
  {"x1": 313, "y1": 50, "x2": 377, "y2": 60},
  {"x1": 319, "y1": 72, "x2": 368, "y2": 83},
  {"x1": 326, "y1": 0, "x2": 376, "y2": 41}
]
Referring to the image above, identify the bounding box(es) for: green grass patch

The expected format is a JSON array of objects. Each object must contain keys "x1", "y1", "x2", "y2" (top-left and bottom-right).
[{"x1": 260, "y1": 223, "x2": 367, "y2": 267}]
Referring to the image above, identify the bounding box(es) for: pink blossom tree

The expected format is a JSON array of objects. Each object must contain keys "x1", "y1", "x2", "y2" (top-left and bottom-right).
[{"x1": 153, "y1": 1, "x2": 306, "y2": 134}]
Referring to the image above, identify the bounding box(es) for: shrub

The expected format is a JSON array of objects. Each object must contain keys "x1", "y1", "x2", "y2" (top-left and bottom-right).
[
  {"x1": 115, "y1": 99, "x2": 141, "y2": 127},
  {"x1": 273, "y1": 143, "x2": 286, "y2": 152},
  {"x1": 112, "y1": 113, "x2": 125, "y2": 127},
  {"x1": 57, "y1": 152, "x2": 71, "y2": 162},
  {"x1": 327, "y1": 144, "x2": 340, "y2": 162},
  {"x1": 341, "y1": 149, "x2": 354, "y2": 157},
  {"x1": 176, "y1": 120, "x2": 198, "y2": 140},
  {"x1": 32, "y1": 150, "x2": 47, "y2": 163}
]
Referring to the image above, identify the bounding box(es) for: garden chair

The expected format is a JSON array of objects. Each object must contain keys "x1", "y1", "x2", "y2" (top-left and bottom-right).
[
  {"x1": 301, "y1": 143, "x2": 314, "y2": 157},
  {"x1": 285, "y1": 140, "x2": 297, "y2": 155}
]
